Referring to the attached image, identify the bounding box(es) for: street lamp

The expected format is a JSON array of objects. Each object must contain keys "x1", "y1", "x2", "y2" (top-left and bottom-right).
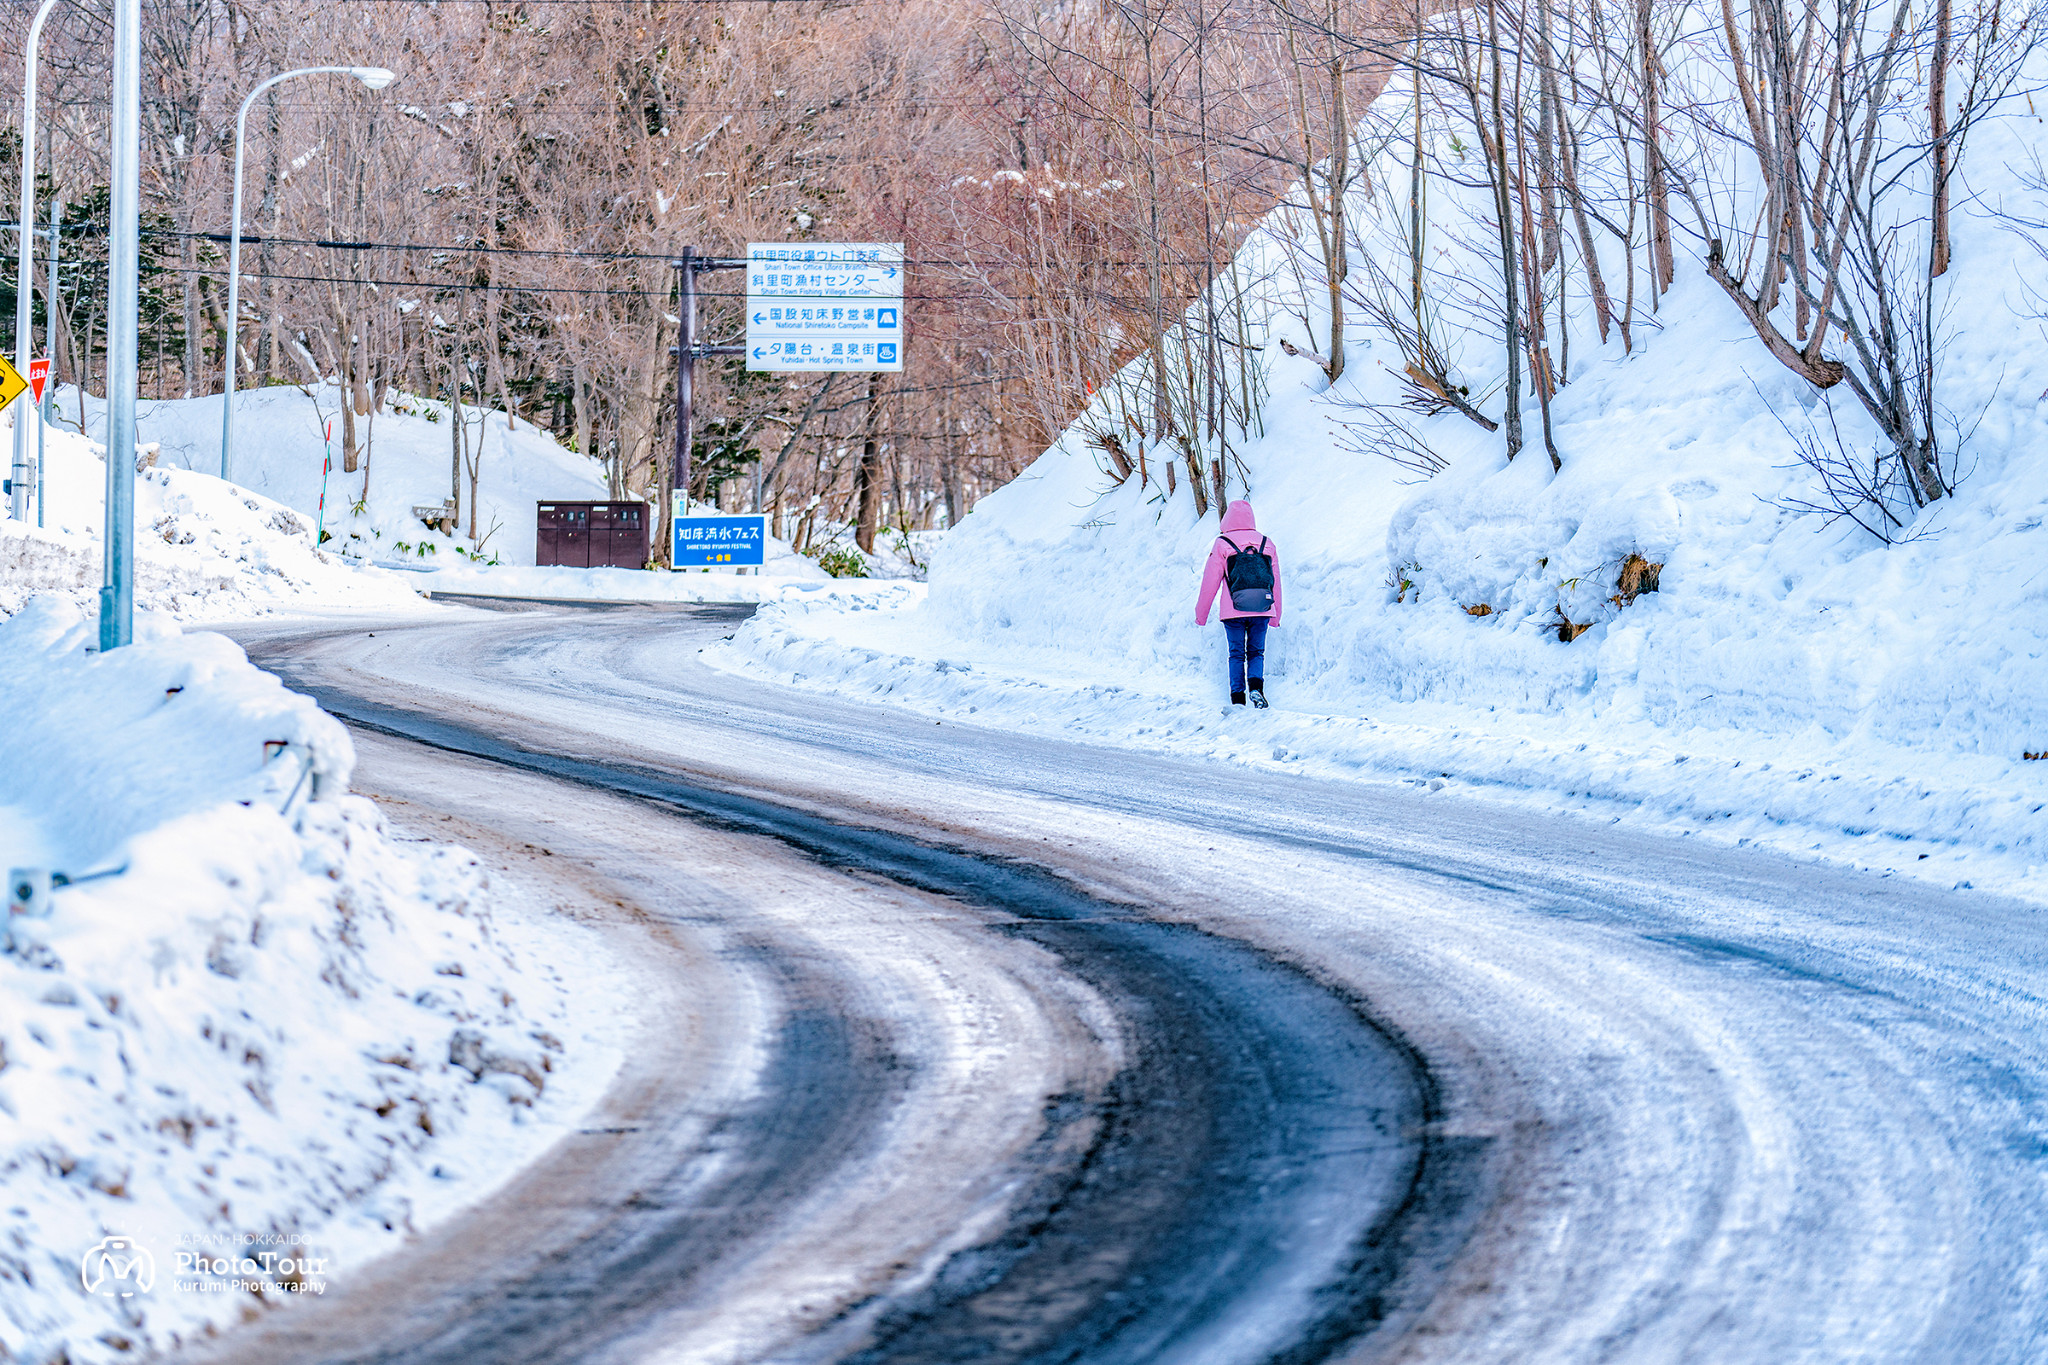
[
  {"x1": 219, "y1": 65, "x2": 396, "y2": 486},
  {"x1": 11, "y1": 0, "x2": 61, "y2": 524},
  {"x1": 102, "y1": 0, "x2": 138, "y2": 650}
]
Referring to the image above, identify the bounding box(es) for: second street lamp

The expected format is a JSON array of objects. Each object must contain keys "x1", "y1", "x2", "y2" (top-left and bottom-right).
[
  {"x1": 11, "y1": 0, "x2": 62, "y2": 524},
  {"x1": 219, "y1": 65, "x2": 396, "y2": 487}
]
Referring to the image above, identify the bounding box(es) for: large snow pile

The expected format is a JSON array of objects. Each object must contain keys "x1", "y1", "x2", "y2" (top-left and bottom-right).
[
  {"x1": 67, "y1": 383, "x2": 610, "y2": 569},
  {"x1": 723, "y1": 57, "x2": 2048, "y2": 896},
  {"x1": 0, "y1": 411, "x2": 426, "y2": 623},
  {"x1": 0, "y1": 599, "x2": 608, "y2": 1360}
]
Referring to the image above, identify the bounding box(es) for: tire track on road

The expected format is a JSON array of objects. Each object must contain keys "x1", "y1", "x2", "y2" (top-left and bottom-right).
[{"x1": 244, "y1": 635, "x2": 1467, "y2": 1365}]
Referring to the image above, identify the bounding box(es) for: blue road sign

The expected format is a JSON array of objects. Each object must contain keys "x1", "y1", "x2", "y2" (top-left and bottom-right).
[
  {"x1": 673, "y1": 515, "x2": 767, "y2": 567},
  {"x1": 747, "y1": 242, "x2": 904, "y2": 372}
]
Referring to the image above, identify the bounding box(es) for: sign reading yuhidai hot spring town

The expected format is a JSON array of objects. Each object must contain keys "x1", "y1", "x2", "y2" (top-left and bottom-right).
[{"x1": 746, "y1": 243, "x2": 904, "y2": 372}]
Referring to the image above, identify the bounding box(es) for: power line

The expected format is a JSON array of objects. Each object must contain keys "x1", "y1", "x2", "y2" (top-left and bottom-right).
[
  {"x1": 320, "y1": 0, "x2": 893, "y2": 5},
  {"x1": 56, "y1": 96, "x2": 1009, "y2": 115},
  {"x1": 138, "y1": 227, "x2": 1234, "y2": 270},
  {"x1": 146, "y1": 227, "x2": 680, "y2": 261},
  {"x1": 138, "y1": 261, "x2": 1191, "y2": 310},
  {"x1": 146, "y1": 262, "x2": 676, "y2": 298}
]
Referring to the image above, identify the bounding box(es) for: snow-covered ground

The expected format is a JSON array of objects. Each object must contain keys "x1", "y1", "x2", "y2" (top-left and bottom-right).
[
  {"x1": 59, "y1": 383, "x2": 607, "y2": 570},
  {"x1": 0, "y1": 409, "x2": 428, "y2": 624},
  {"x1": 0, "y1": 598, "x2": 623, "y2": 1361},
  {"x1": 717, "y1": 63, "x2": 2048, "y2": 902},
  {"x1": 37, "y1": 383, "x2": 926, "y2": 600},
  {"x1": 424, "y1": 562, "x2": 917, "y2": 607},
  {"x1": 0, "y1": 395, "x2": 644, "y2": 1356}
]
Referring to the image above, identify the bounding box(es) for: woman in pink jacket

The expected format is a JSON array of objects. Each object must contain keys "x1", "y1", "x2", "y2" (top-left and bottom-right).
[{"x1": 1194, "y1": 499, "x2": 1281, "y2": 707}]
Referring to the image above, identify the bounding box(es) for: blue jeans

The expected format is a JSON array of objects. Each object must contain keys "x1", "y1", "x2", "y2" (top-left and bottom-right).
[{"x1": 1224, "y1": 616, "x2": 1268, "y2": 693}]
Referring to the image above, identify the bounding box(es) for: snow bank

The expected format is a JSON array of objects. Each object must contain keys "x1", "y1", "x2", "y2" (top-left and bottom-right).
[
  {"x1": 722, "y1": 61, "x2": 2048, "y2": 898},
  {"x1": 2, "y1": 411, "x2": 426, "y2": 623},
  {"x1": 0, "y1": 599, "x2": 611, "y2": 1360},
  {"x1": 421, "y1": 563, "x2": 919, "y2": 607},
  {"x1": 63, "y1": 383, "x2": 610, "y2": 569}
]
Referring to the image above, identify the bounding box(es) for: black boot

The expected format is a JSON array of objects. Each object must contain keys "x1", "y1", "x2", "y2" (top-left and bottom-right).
[
  {"x1": 1230, "y1": 691, "x2": 1247, "y2": 706},
  {"x1": 1248, "y1": 678, "x2": 1269, "y2": 709}
]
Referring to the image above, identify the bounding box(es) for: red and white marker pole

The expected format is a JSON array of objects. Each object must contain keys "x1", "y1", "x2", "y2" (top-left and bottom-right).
[{"x1": 26, "y1": 358, "x2": 46, "y2": 526}]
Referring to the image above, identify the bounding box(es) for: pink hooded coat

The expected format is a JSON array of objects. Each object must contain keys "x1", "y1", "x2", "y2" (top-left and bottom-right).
[{"x1": 1195, "y1": 500, "x2": 1282, "y2": 626}]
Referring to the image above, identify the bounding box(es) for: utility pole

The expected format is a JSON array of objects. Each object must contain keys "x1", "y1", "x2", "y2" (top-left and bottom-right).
[
  {"x1": 668, "y1": 248, "x2": 745, "y2": 566},
  {"x1": 101, "y1": 0, "x2": 139, "y2": 651},
  {"x1": 40, "y1": 190, "x2": 57, "y2": 528}
]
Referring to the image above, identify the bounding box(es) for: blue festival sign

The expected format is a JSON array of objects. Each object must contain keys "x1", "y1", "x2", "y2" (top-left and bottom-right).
[{"x1": 673, "y1": 514, "x2": 767, "y2": 568}]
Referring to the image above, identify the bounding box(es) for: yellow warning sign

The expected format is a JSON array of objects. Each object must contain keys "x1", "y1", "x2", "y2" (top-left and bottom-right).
[{"x1": 0, "y1": 356, "x2": 27, "y2": 415}]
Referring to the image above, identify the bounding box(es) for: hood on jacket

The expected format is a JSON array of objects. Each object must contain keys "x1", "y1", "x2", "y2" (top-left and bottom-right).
[{"x1": 1218, "y1": 500, "x2": 1259, "y2": 535}]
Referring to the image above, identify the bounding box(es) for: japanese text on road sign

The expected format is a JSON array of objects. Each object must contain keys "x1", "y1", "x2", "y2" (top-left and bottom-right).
[
  {"x1": 28, "y1": 359, "x2": 48, "y2": 404},
  {"x1": 746, "y1": 244, "x2": 901, "y2": 299},
  {"x1": 673, "y1": 513, "x2": 767, "y2": 568},
  {"x1": 746, "y1": 242, "x2": 903, "y2": 373}
]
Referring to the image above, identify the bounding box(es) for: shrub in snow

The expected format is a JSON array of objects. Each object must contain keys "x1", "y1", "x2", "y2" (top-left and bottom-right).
[
  {"x1": 809, "y1": 544, "x2": 872, "y2": 579},
  {"x1": 0, "y1": 599, "x2": 578, "y2": 1361}
]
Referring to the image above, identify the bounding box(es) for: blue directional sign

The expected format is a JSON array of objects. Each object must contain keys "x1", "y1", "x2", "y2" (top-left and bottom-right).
[
  {"x1": 673, "y1": 514, "x2": 767, "y2": 567},
  {"x1": 747, "y1": 242, "x2": 904, "y2": 373}
]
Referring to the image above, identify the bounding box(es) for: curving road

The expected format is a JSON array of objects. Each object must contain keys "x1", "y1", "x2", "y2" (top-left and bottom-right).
[{"x1": 198, "y1": 599, "x2": 2048, "y2": 1364}]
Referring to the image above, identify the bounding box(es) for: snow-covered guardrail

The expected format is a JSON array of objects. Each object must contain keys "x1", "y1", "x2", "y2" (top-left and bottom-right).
[{"x1": 0, "y1": 597, "x2": 588, "y2": 1361}]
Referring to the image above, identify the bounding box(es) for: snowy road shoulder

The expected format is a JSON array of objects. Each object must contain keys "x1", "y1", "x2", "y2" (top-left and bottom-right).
[
  {"x1": 712, "y1": 597, "x2": 2048, "y2": 904},
  {"x1": 416, "y1": 564, "x2": 922, "y2": 609},
  {"x1": 0, "y1": 600, "x2": 624, "y2": 1363}
]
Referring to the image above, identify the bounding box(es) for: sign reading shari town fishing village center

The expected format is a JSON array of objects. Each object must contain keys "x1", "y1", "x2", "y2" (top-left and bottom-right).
[{"x1": 745, "y1": 242, "x2": 904, "y2": 373}]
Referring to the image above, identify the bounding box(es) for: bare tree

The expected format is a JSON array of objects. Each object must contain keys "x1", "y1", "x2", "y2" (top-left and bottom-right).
[{"x1": 1679, "y1": 0, "x2": 2031, "y2": 513}]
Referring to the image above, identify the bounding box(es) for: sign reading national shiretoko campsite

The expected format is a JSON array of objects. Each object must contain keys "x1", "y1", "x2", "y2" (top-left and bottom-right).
[{"x1": 745, "y1": 243, "x2": 904, "y2": 373}]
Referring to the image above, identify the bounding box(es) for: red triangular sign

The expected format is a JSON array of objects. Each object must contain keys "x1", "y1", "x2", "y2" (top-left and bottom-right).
[{"x1": 28, "y1": 359, "x2": 48, "y2": 404}]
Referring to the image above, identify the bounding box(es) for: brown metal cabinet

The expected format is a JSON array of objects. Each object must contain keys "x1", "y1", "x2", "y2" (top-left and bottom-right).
[{"x1": 537, "y1": 501, "x2": 648, "y2": 569}]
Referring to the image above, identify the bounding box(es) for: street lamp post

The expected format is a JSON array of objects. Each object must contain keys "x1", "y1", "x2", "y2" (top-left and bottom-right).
[
  {"x1": 219, "y1": 65, "x2": 395, "y2": 486},
  {"x1": 101, "y1": 0, "x2": 138, "y2": 651},
  {"x1": 11, "y1": 0, "x2": 61, "y2": 524}
]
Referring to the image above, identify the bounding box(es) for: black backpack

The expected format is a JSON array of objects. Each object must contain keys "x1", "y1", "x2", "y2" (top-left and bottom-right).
[{"x1": 1219, "y1": 534, "x2": 1274, "y2": 612}]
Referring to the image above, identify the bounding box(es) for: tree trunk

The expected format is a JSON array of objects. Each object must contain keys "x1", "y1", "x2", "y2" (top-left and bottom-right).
[
  {"x1": 1704, "y1": 240, "x2": 1846, "y2": 387},
  {"x1": 1639, "y1": 0, "x2": 1674, "y2": 294},
  {"x1": 1482, "y1": 0, "x2": 1524, "y2": 459},
  {"x1": 573, "y1": 358, "x2": 592, "y2": 459},
  {"x1": 1323, "y1": 43, "x2": 1349, "y2": 384},
  {"x1": 181, "y1": 237, "x2": 201, "y2": 398},
  {"x1": 1929, "y1": 0, "x2": 1952, "y2": 277}
]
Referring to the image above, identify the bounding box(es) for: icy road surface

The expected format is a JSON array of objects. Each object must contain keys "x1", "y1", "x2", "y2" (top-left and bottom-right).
[{"x1": 206, "y1": 600, "x2": 2046, "y2": 1363}]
